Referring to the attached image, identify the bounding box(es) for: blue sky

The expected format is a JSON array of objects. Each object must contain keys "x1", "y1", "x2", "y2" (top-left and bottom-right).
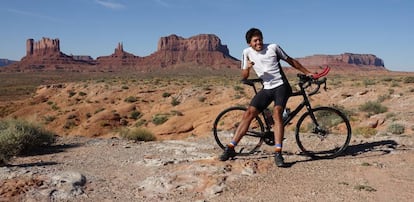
[{"x1": 1, "y1": 0, "x2": 413, "y2": 71}]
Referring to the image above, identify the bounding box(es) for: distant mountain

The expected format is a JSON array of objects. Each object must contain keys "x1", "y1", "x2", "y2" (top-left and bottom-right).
[
  {"x1": 0, "y1": 59, "x2": 17, "y2": 67},
  {"x1": 1, "y1": 35, "x2": 388, "y2": 72},
  {"x1": 296, "y1": 53, "x2": 386, "y2": 71}
]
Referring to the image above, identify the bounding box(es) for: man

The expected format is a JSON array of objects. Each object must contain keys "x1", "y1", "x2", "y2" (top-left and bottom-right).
[{"x1": 219, "y1": 28, "x2": 314, "y2": 167}]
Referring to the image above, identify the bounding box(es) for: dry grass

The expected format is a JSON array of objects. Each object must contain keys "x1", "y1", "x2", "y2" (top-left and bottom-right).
[{"x1": 1, "y1": 69, "x2": 413, "y2": 140}]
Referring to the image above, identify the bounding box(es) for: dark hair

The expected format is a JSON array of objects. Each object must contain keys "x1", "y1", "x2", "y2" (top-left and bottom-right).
[{"x1": 245, "y1": 28, "x2": 263, "y2": 44}]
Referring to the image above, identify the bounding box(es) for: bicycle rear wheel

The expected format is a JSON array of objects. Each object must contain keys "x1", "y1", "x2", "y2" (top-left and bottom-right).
[
  {"x1": 295, "y1": 107, "x2": 351, "y2": 159},
  {"x1": 213, "y1": 106, "x2": 264, "y2": 154}
]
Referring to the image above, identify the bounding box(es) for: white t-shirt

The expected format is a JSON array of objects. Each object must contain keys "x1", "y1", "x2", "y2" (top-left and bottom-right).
[{"x1": 241, "y1": 43, "x2": 289, "y2": 89}]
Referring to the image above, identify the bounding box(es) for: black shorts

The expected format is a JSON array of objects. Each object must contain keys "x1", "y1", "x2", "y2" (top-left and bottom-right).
[{"x1": 250, "y1": 83, "x2": 292, "y2": 112}]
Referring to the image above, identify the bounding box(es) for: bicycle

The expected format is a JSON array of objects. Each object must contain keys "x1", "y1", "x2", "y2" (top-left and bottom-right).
[{"x1": 212, "y1": 67, "x2": 352, "y2": 159}]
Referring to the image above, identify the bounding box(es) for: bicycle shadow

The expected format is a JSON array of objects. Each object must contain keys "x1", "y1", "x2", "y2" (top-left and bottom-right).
[{"x1": 283, "y1": 139, "x2": 399, "y2": 168}]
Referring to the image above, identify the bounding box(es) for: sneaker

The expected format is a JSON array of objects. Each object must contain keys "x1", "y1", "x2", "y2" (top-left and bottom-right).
[
  {"x1": 219, "y1": 146, "x2": 237, "y2": 161},
  {"x1": 274, "y1": 152, "x2": 285, "y2": 167}
]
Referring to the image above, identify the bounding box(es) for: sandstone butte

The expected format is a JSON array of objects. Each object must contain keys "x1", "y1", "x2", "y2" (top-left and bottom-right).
[{"x1": 1, "y1": 34, "x2": 387, "y2": 72}]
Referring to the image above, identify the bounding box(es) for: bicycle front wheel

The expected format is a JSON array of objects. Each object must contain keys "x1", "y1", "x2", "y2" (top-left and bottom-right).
[
  {"x1": 295, "y1": 107, "x2": 352, "y2": 159},
  {"x1": 213, "y1": 106, "x2": 264, "y2": 154}
]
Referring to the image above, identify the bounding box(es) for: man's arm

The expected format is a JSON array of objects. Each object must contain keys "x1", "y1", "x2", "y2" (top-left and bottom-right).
[
  {"x1": 285, "y1": 56, "x2": 312, "y2": 75},
  {"x1": 241, "y1": 59, "x2": 254, "y2": 79}
]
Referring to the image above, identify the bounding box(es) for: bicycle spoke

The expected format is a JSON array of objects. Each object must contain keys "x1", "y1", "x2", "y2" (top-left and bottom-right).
[
  {"x1": 213, "y1": 107, "x2": 264, "y2": 154},
  {"x1": 296, "y1": 107, "x2": 351, "y2": 159}
]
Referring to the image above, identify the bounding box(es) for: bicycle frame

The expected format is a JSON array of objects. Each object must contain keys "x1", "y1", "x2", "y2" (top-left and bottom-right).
[{"x1": 244, "y1": 74, "x2": 327, "y2": 133}]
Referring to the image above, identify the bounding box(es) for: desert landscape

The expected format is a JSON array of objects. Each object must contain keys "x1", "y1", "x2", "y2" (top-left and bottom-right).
[{"x1": 1, "y1": 35, "x2": 414, "y2": 201}]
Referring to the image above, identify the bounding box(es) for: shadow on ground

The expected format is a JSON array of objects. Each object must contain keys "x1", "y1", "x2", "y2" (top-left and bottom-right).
[{"x1": 284, "y1": 140, "x2": 400, "y2": 167}]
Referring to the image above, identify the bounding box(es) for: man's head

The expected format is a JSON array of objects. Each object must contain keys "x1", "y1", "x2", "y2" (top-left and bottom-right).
[{"x1": 245, "y1": 28, "x2": 263, "y2": 51}]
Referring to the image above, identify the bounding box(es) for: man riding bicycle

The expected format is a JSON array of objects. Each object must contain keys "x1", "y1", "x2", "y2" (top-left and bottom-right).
[{"x1": 219, "y1": 28, "x2": 314, "y2": 167}]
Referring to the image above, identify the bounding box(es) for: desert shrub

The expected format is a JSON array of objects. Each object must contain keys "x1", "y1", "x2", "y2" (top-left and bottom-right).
[
  {"x1": 94, "y1": 108, "x2": 105, "y2": 114},
  {"x1": 170, "y1": 110, "x2": 183, "y2": 116},
  {"x1": 68, "y1": 91, "x2": 76, "y2": 97},
  {"x1": 403, "y1": 76, "x2": 414, "y2": 83},
  {"x1": 171, "y1": 97, "x2": 180, "y2": 106},
  {"x1": 233, "y1": 85, "x2": 244, "y2": 92},
  {"x1": 63, "y1": 120, "x2": 77, "y2": 129},
  {"x1": 130, "y1": 110, "x2": 142, "y2": 120},
  {"x1": 162, "y1": 92, "x2": 171, "y2": 98},
  {"x1": 377, "y1": 94, "x2": 390, "y2": 102},
  {"x1": 390, "y1": 81, "x2": 400, "y2": 87},
  {"x1": 359, "y1": 101, "x2": 387, "y2": 115},
  {"x1": 363, "y1": 79, "x2": 376, "y2": 87},
  {"x1": 152, "y1": 114, "x2": 169, "y2": 125},
  {"x1": 119, "y1": 127, "x2": 156, "y2": 142},
  {"x1": 354, "y1": 184, "x2": 376, "y2": 192},
  {"x1": 198, "y1": 96, "x2": 207, "y2": 102},
  {"x1": 381, "y1": 77, "x2": 393, "y2": 82},
  {"x1": 0, "y1": 119, "x2": 56, "y2": 165},
  {"x1": 78, "y1": 91, "x2": 87, "y2": 96},
  {"x1": 387, "y1": 123, "x2": 405, "y2": 134},
  {"x1": 353, "y1": 127, "x2": 377, "y2": 138},
  {"x1": 124, "y1": 96, "x2": 138, "y2": 103},
  {"x1": 121, "y1": 85, "x2": 129, "y2": 90},
  {"x1": 51, "y1": 104, "x2": 60, "y2": 111}
]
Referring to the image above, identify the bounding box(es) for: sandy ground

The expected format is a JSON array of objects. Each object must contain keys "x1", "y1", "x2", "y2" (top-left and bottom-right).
[
  {"x1": 1, "y1": 73, "x2": 414, "y2": 201},
  {"x1": 1, "y1": 132, "x2": 413, "y2": 201}
]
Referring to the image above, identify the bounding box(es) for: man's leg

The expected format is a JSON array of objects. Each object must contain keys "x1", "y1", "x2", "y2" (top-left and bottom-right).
[
  {"x1": 273, "y1": 105, "x2": 285, "y2": 167},
  {"x1": 219, "y1": 106, "x2": 260, "y2": 161}
]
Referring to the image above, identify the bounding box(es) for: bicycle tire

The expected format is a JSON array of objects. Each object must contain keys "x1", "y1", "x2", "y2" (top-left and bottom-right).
[
  {"x1": 213, "y1": 106, "x2": 264, "y2": 154},
  {"x1": 295, "y1": 106, "x2": 352, "y2": 159}
]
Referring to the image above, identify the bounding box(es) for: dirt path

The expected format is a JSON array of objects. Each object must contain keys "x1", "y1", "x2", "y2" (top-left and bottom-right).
[{"x1": 1, "y1": 133, "x2": 414, "y2": 201}]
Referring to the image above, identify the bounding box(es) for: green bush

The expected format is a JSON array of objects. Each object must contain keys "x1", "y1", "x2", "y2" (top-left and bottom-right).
[
  {"x1": 387, "y1": 123, "x2": 405, "y2": 134},
  {"x1": 152, "y1": 114, "x2": 169, "y2": 125},
  {"x1": 403, "y1": 76, "x2": 414, "y2": 83},
  {"x1": 171, "y1": 97, "x2": 180, "y2": 106},
  {"x1": 124, "y1": 96, "x2": 138, "y2": 103},
  {"x1": 78, "y1": 91, "x2": 87, "y2": 96},
  {"x1": 162, "y1": 92, "x2": 171, "y2": 98},
  {"x1": 353, "y1": 127, "x2": 377, "y2": 138},
  {"x1": 119, "y1": 127, "x2": 156, "y2": 142},
  {"x1": 359, "y1": 101, "x2": 388, "y2": 115},
  {"x1": 0, "y1": 119, "x2": 56, "y2": 165},
  {"x1": 130, "y1": 110, "x2": 142, "y2": 120}
]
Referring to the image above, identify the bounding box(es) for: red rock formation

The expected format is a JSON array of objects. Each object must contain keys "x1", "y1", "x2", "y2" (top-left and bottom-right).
[
  {"x1": 26, "y1": 38, "x2": 60, "y2": 56},
  {"x1": 96, "y1": 34, "x2": 239, "y2": 70},
  {"x1": 296, "y1": 53, "x2": 386, "y2": 70},
  {"x1": 5, "y1": 38, "x2": 94, "y2": 71},
  {"x1": 2, "y1": 35, "x2": 388, "y2": 73},
  {"x1": 96, "y1": 42, "x2": 142, "y2": 69},
  {"x1": 146, "y1": 34, "x2": 238, "y2": 69}
]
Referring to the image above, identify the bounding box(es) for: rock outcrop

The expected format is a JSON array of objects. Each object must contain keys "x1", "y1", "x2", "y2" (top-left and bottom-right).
[
  {"x1": 6, "y1": 38, "x2": 94, "y2": 71},
  {"x1": 145, "y1": 34, "x2": 239, "y2": 69},
  {"x1": 296, "y1": 53, "x2": 385, "y2": 70},
  {"x1": 96, "y1": 42, "x2": 142, "y2": 69},
  {"x1": 95, "y1": 34, "x2": 239, "y2": 70},
  {"x1": 2, "y1": 35, "x2": 388, "y2": 72}
]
